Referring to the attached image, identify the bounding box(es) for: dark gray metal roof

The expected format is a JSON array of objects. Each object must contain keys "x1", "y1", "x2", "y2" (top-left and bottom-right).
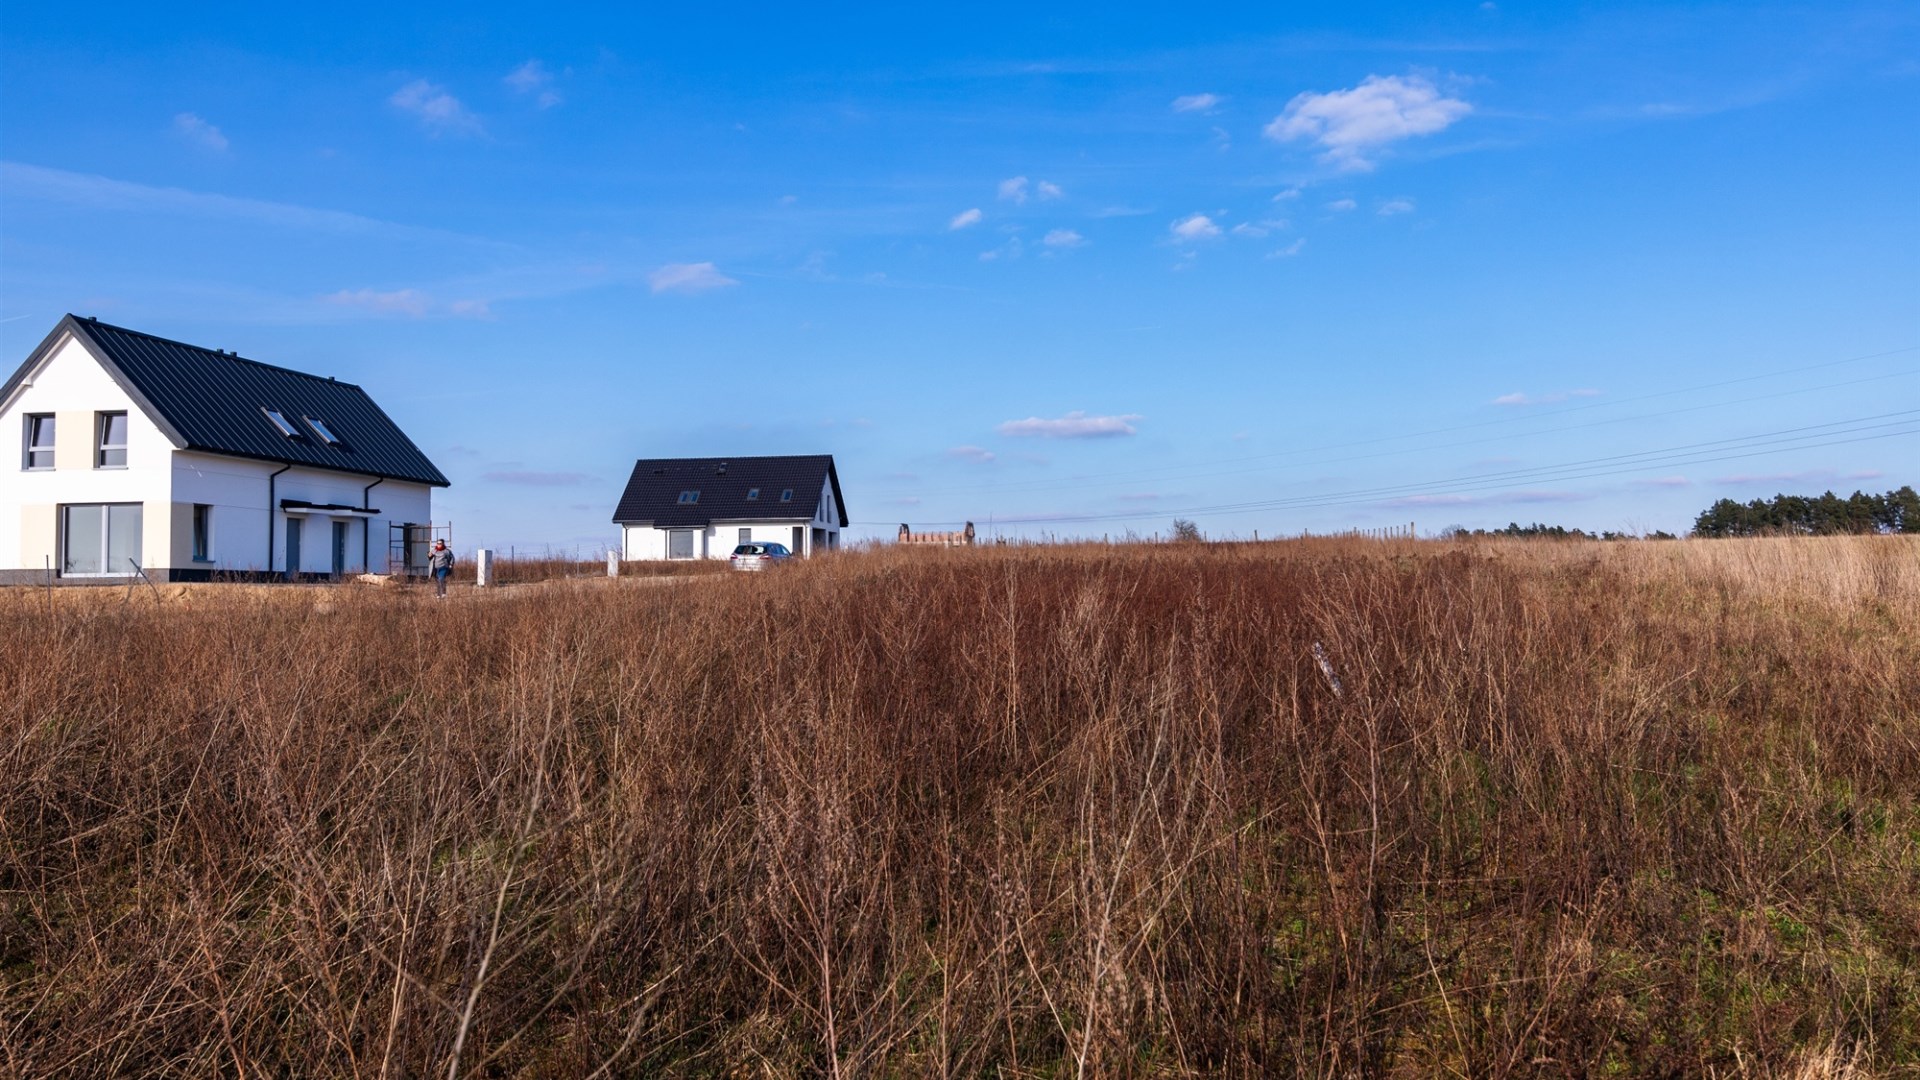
[
  {"x1": 613, "y1": 455, "x2": 847, "y2": 528},
  {"x1": 1, "y1": 315, "x2": 449, "y2": 486}
]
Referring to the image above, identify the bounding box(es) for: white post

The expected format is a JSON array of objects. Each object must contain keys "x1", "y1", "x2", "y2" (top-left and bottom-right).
[
  {"x1": 607, "y1": 550, "x2": 620, "y2": 577},
  {"x1": 475, "y1": 548, "x2": 493, "y2": 588}
]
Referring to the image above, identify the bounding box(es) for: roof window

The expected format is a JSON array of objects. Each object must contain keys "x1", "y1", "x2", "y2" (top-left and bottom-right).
[
  {"x1": 263, "y1": 408, "x2": 300, "y2": 438},
  {"x1": 303, "y1": 416, "x2": 340, "y2": 445},
  {"x1": 780, "y1": 489, "x2": 794, "y2": 502},
  {"x1": 678, "y1": 490, "x2": 700, "y2": 504},
  {"x1": 746, "y1": 488, "x2": 760, "y2": 500}
]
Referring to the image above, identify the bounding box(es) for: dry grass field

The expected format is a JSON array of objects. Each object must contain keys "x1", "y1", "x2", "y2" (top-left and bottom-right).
[{"x1": 2, "y1": 536, "x2": 1916, "y2": 1077}]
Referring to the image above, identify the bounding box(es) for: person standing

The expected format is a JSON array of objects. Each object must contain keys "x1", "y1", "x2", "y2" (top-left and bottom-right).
[{"x1": 427, "y1": 539, "x2": 455, "y2": 598}]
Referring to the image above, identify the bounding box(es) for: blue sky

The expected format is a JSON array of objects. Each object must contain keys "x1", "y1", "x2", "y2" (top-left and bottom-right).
[{"x1": 3, "y1": 2, "x2": 1915, "y2": 548}]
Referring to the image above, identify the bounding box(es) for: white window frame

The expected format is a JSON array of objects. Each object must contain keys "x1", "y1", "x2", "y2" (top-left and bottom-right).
[
  {"x1": 60, "y1": 502, "x2": 143, "y2": 578},
  {"x1": 22, "y1": 413, "x2": 54, "y2": 470},
  {"x1": 263, "y1": 407, "x2": 300, "y2": 438},
  {"x1": 95, "y1": 411, "x2": 128, "y2": 469},
  {"x1": 304, "y1": 416, "x2": 341, "y2": 445}
]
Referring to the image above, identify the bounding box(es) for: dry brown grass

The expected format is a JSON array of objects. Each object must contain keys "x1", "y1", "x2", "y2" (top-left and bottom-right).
[{"x1": 2, "y1": 536, "x2": 1915, "y2": 1076}]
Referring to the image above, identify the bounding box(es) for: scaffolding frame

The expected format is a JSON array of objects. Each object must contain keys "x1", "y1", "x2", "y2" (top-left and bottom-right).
[{"x1": 388, "y1": 522, "x2": 452, "y2": 577}]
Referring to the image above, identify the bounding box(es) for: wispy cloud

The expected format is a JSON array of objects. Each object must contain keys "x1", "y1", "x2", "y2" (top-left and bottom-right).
[
  {"x1": 1170, "y1": 213, "x2": 1222, "y2": 241},
  {"x1": 483, "y1": 470, "x2": 592, "y2": 486},
  {"x1": 390, "y1": 79, "x2": 484, "y2": 137},
  {"x1": 1035, "y1": 179, "x2": 1063, "y2": 200},
  {"x1": 1636, "y1": 476, "x2": 1692, "y2": 488},
  {"x1": 172, "y1": 112, "x2": 228, "y2": 153},
  {"x1": 1171, "y1": 93, "x2": 1223, "y2": 113},
  {"x1": 998, "y1": 176, "x2": 1030, "y2": 203},
  {"x1": 998, "y1": 411, "x2": 1143, "y2": 438},
  {"x1": 1043, "y1": 228, "x2": 1085, "y2": 248},
  {"x1": 1491, "y1": 388, "x2": 1601, "y2": 406},
  {"x1": 0, "y1": 162, "x2": 507, "y2": 248},
  {"x1": 1711, "y1": 468, "x2": 1881, "y2": 486},
  {"x1": 1378, "y1": 197, "x2": 1416, "y2": 216},
  {"x1": 1265, "y1": 74, "x2": 1470, "y2": 170},
  {"x1": 949, "y1": 207, "x2": 984, "y2": 230},
  {"x1": 1326, "y1": 198, "x2": 1357, "y2": 212},
  {"x1": 504, "y1": 60, "x2": 562, "y2": 108},
  {"x1": 1385, "y1": 489, "x2": 1591, "y2": 507},
  {"x1": 948, "y1": 445, "x2": 997, "y2": 463},
  {"x1": 323, "y1": 288, "x2": 430, "y2": 317},
  {"x1": 1267, "y1": 239, "x2": 1307, "y2": 258},
  {"x1": 647, "y1": 262, "x2": 738, "y2": 294}
]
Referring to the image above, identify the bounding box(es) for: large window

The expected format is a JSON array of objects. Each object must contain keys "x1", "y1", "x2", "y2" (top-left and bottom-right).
[
  {"x1": 22, "y1": 414, "x2": 54, "y2": 469},
  {"x1": 668, "y1": 529, "x2": 695, "y2": 559},
  {"x1": 63, "y1": 503, "x2": 142, "y2": 576},
  {"x1": 739, "y1": 527, "x2": 751, "y2": 545},
  {"x1": 96, "y1": 411, "x2": 128, "y2": 468}
]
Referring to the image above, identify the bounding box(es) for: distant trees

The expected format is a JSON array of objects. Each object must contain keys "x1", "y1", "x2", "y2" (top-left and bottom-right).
[
  {"x1": 1691, "y1": 486, "x2": 1918, "y2": 537},
  {"x1": 1170, "y1": 518, "x2": 1203, "y2": 543}
]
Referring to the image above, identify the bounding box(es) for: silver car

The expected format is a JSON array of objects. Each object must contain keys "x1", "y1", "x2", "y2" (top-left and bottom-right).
[{"x1": 729, "y1": 542, "x2": 793, "y2": 571}]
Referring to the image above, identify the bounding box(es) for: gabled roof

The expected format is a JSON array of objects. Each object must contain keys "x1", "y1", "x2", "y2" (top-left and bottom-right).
[
  {"x1": 613, "y1": 455, "x2": 848, "y2": 528},
  {"x1": 1, "y1": 315, "x2": 449, "y2": 486}
]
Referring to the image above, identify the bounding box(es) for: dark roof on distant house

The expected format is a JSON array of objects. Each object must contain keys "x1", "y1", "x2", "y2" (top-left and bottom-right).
[
  {"x1": 612, "y1": 455, "x2": 848, "y2": 528},
  {"x1": 0, "y1": 315, "x2": 449, "y2": 486}
]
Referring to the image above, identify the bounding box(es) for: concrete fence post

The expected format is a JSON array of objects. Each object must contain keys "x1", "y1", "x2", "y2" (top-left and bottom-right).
[
  {"x1": 476, "y1": 548, "x2": 493, "y2": 588},
  {"x1": 607, "y1": 551, "x2": 620, "y2": 578}
]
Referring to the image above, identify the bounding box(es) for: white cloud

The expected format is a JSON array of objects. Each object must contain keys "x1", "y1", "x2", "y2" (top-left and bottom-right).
[
  {"x1": 1378, "y1": 197, "x2": 1416, "y2": 216},
  {"x1": 1264, "y1": 74, "x2": 1470, "y2": 170},
  {"x1": 1171, "y1": 93, "x2": 1223, "y2": 113},
  {"x1": 998, "y1": 176, "x2": 1029, "y2": 203},
  {"x1": 1491, "y1": 388, "x2": 1602, "y2": 406},
  {"x1": 647, "y1": 262, "x2": 738, "y2": 294},
  {"x1": 949, "y1": 207, "x2": 984, "y2": 230},
  {"x1": 172, "y1": 112, "x2": 228, "y2": 152},
  {"x1": 504, "y1": 60, "x2": 562, "y2": 108},
  {"x1": 324, "y1": 288, "x2": 430, "y2": 317},
  {"x1": 1170, "y1": 213, "x2": 1222, "y2": 240},
  {"x1": 1326, "y1": 198, "x2": 1357, "y2": 212},
  {"x1": 1267, "y1": 239, "x2": 1307, "y2": 259},
  {"x1": 1231, "y1": 222, "x2": 1268, "y2": 238},
  {"x1": 1636, "y1": 476, "x2": 1693, "y2": 488},
  {"x1": 390, "y1": 79, "x2": 484, "y2": 137},
  {"x1": 1043, "y1": 228, "x2": 1085, "y2": 248},
  {"x1": 1036, "y1": 180, "x2": 1063, "y2": 200},
  {"x1": 948, "y1": 445, "x2": 997, "y2": 463},
  {"x1": 1273, "y1": 186, "x2": 1302, "y2": 201},
  {"x1": 998, "y1": 410, "x2": 1143, "y2": 438},
  {"x1": 448, "y1": 299, "x2": 493, "y2": 319}
]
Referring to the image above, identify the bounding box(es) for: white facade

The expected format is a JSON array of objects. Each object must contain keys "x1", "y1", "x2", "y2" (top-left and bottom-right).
[
  {"x1": 621, "y1": 474, "x2": 842, "y2": 561},
  {"x1": 2, "y1": 331, "x2": 434, "y2": 581}
]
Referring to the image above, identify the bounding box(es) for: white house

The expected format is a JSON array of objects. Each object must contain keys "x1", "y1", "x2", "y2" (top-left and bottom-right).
[
  {"x1": 613, "y1": 455, "x2": 847, "y2": 560},
  {"x1": 0, "y1": 314, "x2": 450, "y2": 583}
]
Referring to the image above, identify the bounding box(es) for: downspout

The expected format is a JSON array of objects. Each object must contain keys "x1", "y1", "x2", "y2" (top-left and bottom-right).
[
  {"x1": 362, "y1": 477, "x2": 384, "y2": 573},
  {"x1": 267, "y1": 464, "x2": 292, "y2": 578}
]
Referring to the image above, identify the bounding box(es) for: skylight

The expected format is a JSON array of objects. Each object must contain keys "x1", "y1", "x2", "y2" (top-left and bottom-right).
[
  {"x1": 780, "y1": 489, "x2": 793, "y2": 502},
  {"x1": 262, "y1": 408, "x2": 299, "y2": 438},
  {"x1": 678, "y1": 490, "x2": 700, "y2": 504},
  {"x1": 303, "y1": 416, "x2": 340, "y2": 445},
  {"x1": 746, "y1": 488, "x2": 760, "y2": 500}
]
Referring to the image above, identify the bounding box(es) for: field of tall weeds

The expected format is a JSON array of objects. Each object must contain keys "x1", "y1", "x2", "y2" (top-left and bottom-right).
[{"x1": 2, "y1": 536, "x2": 1916, "y2": 1076}]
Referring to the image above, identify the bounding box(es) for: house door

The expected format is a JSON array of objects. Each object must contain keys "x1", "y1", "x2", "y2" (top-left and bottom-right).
[
  {"x1": 332, "y1": 521, "x2": 349, "y2": 577},
  {"x1": 286, "y1": 517, "x2": 302, "y2": 575}
]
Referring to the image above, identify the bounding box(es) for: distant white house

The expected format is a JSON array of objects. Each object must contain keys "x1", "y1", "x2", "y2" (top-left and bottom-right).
[
  {"x1": 612, "y1": 455, "x2": 847, "y2": 560},
  {"x1": 0, "y1": 314, "x2": 449, "y2": 583}
]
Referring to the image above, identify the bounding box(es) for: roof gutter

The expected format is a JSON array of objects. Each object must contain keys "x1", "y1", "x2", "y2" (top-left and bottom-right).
[{"x1": 267, "y1": 464, "x2": 292, "y2": 577}]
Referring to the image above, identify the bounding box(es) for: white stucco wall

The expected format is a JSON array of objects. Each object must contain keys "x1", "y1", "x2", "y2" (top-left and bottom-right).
[
  {"x1": 0, "y1": 333, "x2": 174, "y2": 574},
  {"x1": 170, "y1": 452, "x2": 431, "y2": 574}
]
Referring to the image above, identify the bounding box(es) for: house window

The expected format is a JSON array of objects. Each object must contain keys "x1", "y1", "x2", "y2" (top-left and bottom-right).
[
  {"x1": 263, "y1": 408, "x2": 299, "y2": 438},
  {"x1": 746, "y1": 488, "x2": 760, "y2": 500},
  {"x1": 668, "y1": 529, "x2": 695, "y2": 559},
  {"x1": 62, "y1": 503, "x2": 142, "y2": 576},
  {"x1": 780, "y1": 489, "x2": 793, "y2": 502},
  {"x1": 22, "y1": 414, "x2": 54, "y2": 469},
  {"x1": 739, "y1": 527, "x2": 751, "y2": 545},
  {"x1": 678, "y1": 490, "x2": 699, "y2": 504},
  {"x1": 192, "y1": 504, "x2": 212, "y2": 561},
  {"x1": 96, "y1": 412, "x2": 128, "y2": 468},
  {"x1": 303, "y1": 416, "x2": 341, "y2": 445}
]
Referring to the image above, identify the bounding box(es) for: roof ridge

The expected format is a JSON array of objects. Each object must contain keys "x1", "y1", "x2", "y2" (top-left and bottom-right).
[{"x1": 68, "y1": 313, "x2": 366, "y2": 390}]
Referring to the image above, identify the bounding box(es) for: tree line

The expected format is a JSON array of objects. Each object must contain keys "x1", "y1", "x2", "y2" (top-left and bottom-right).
[{"x1": 1691, "y1": 485, "x2": 1918, "y2": 537}]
